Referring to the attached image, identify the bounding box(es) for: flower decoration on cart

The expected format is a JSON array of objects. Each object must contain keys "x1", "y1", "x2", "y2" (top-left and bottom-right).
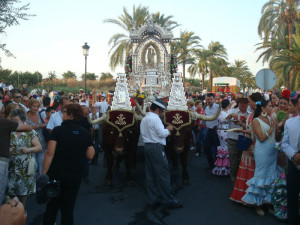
[
  {"x1": 170, "y1": 54, "x2": 178, "y2": 75},
  {"x1": 125, "y1": 54, "x2": 132, "y2": 77}
]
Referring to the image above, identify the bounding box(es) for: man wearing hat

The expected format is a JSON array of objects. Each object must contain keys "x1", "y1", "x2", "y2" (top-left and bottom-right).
[
  {"x1": 140, "y1": 99, "x2": 183, "y2": 210},
  {"x1": 226, "y1": 97, "x2": 250, "y2": 183}
]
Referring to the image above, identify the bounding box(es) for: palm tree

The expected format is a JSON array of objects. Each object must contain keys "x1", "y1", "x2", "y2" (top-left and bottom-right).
[
  {"x1": 104, "y1": 5, "x2": 179, "y2": 70},
  {"x1": 229, "y1": 60, "x2": 255, "y2": 92},
  {"x1": 104, "y1": 5, "x2": 150, "y2": 70},
  {"x1": 270, "y1": 23, "x2": 300, "y2": 90},
  {"x1": 207, "y1": 41, "x2": 228, "y2": 90},
  {"x1": 257, "y1": 0, "x2": 300, "y2": 89},
  {"x1": 152, "y1": 12, "x2": 179, "y2": 30},
  {"x1": 171, "y1": 31, "x2": 201, "y2": 85},
  {"x1": 188, "y1": 49, "x2": 210, "y2": 91}
]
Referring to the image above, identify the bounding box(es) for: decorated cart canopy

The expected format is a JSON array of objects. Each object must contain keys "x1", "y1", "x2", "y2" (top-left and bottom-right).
[{"x1": 212, "y1": 77, "x2": 240, "y2": 94}]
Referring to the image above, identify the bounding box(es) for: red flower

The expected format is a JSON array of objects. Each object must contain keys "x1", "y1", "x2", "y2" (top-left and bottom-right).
[{"x1": 171, "y1": 61, "x2": 174, "y2": 63}]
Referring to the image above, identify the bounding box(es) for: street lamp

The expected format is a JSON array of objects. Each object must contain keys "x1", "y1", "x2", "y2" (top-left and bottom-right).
[{"x1": 82, "y1": 42, "x2": 90, "y2": 94}]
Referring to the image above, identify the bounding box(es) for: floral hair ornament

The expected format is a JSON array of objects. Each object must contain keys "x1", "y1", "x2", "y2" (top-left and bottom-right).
[
  {"x1": 290, "y1": 91, "x2": 299, "y2": 100},
  {"x1": 282, "y1": 89, "x2": 291, "y2": 99},
  {"x1": 256, "y1": 101, "x2": 261, "y2": 106}
]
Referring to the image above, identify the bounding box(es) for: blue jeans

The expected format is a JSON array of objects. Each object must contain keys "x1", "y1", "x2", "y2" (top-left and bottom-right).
[
  {"x1": 35, "y1": 151, "x2": 45, "y2": 176},
  {"x1": 196, "y1": 127, "x2": 207, "y2": 154},
  {"x1": 0, "y1": 160, "x2": 9, "y2": 205}
]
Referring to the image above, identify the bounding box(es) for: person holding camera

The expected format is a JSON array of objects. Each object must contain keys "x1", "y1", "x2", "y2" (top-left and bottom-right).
[{"x1": 42, "y1": 103, "x2": 95, "y2": 225}]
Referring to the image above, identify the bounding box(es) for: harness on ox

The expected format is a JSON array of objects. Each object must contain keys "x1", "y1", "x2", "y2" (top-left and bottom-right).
[
  {"x1": 106, "y1": 110, "x2": 135, "y2": 137},
  {"x1": 164, "y1": 111, "x2": 191, "y2": 136}
]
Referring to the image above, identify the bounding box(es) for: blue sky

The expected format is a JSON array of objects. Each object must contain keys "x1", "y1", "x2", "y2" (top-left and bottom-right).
[{"x1": 0, "y1": 0, "x2": 266, "y2": 79}]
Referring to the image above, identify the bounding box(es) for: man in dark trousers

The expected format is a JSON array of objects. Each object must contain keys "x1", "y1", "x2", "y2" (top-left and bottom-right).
[
  {"x1": 282, "y1": 95, "x2": 300, "y2": 225},
  {"x1": 140, "y1": 99, "x2": 182, "y2": 210},
  {"x1": 203, "y1": 93, "x2": 219, "y2": 169}
]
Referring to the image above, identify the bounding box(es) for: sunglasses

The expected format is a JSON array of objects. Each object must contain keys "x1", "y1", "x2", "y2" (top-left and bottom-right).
[{"x1": 14, "y1": 96, "x2": 21, "y2": 98}]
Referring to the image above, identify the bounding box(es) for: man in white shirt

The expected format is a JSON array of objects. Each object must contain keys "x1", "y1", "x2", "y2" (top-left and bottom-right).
[
  {"x1": 8, "y1": 83, "x2": 14, "y2": 91},
  {"x1": 11, "y1": 91, "x2": 29, "y2": 112},
  {"x1": 46, "y1": 96, "x2": 68, "y2": 132},
  {"x1": 0, "y1": 80, "x2": 6, "y2": 89},
  {"x1": 94, "y1": 97, "x2": 109, "y2": 114},
  {"x1": 226, "y1": 97, "x2": 249, "y2": 183},
  {"x1": 204, "y1": 93, "x2": 220, "y2": 169},
  {"x1": 282, "y1": 95, "x2": 300, "y2": 224},
  {"x1": 140, "y1": 99, "x2": 182, "y2": 210}
]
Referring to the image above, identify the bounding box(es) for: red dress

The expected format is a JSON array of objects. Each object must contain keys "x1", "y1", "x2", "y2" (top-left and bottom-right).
[{"x1": 230, "y1": 111, "x2": 256, "y2": 204}]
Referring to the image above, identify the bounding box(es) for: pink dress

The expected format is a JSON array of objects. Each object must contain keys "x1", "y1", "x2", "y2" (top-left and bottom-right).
[{"x1": 212, "y1": 110, "x2": 230, "y2": 176}]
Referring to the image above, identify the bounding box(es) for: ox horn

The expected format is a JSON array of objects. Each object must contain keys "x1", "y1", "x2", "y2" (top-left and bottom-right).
[
  {"x1": 88, "y1": 113, "x2": 107, "y2": 125},
  {"x1": 134, "y1": 100, "x2": 146, "y2": 117},
  {"x1": 193, "y1": 104, "x2": 221, "y2": 121},
  {"x1": 134, "y1": 114, "x2": 143, "y2": 121}
]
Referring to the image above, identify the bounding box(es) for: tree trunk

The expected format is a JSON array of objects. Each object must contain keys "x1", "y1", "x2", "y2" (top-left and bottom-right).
[
  {"x1": 201, "y1": 70, "x2": 205, "y2": 92},
  {"x1": 182, "y1": 63, "x2": 185, "y2": 87},
  {"x1": 286, "y1": 1, "x2": 293, "y2": 90},
  {"x1": 210, "y1": 70, "x2": 212, "y2": 92}
]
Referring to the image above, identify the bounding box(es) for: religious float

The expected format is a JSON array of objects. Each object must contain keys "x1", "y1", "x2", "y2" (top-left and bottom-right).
[{"x1": 126, "y1": 18, "x2": 174, "y2": 100}]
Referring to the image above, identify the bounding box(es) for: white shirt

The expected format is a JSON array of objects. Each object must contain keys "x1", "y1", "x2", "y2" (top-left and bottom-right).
[
  {"x1": 140, "y1": 112, "x2": 169, "y2": 146},
  {"x1": 89, "y1": 112, "x2": 99, "y2": 130},
  {"x1": 227, "y1": 108, "x2": 250, "y2": 140},
  {"x1": 0, "y1": 83, "x2": 6, "y2": 89},
  {"x1": 8, "y1": 85, "x2": 14, "y2": 91},
  {"x1": 12, "y1": 101, "x2": 29, "y2": 113},
  {"x1": 282, "y1": 116, "x2": 300, "y2": 160},
  {"x1": 46, "y1": 111, "x2": 63, "y2": 130},
  {"x1": 204, "y1": 103, "x2": 219, "y2": 129},
  {"x1": 39, "y1": 107, "x2": 47, "y2": 120},
  {"x1": 94, "y1": 101, "x2": 109, "y2": 114},
  {"x1": 42, "y1": 89, "x2": 47, "y2": 96}
]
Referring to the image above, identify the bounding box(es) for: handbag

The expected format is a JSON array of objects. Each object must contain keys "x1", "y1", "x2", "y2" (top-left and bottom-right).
[
  {"x1": 236, "y1": 134, "x2": 252, "y2": 151},
  {"x1": 27, "y1": 152, "x2": 36, "y2": 175}
]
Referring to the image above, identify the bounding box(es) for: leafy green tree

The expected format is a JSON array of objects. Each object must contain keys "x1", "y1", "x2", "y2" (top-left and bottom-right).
[
  {"x1": 100, "y1": 72, "x2": 113, "y2": 81},
  {"x1": 0, "y1": 0, "x2": 33, "y2": 59},
  {"x1": 81, "y1": 72, "x2": 98, "y2": 80},
  {"x1": 0, "y1": 69, "x2": 12, "y2": 81},
  {"x1": 62, "y1": 71, "x2": 76, "y2": 79},
  {"x1": 171, "y1": 31, "x2": 201, "y2": 85},
  {"x1": 48, "y1": 71, "x2": 57, "y2": 80}
]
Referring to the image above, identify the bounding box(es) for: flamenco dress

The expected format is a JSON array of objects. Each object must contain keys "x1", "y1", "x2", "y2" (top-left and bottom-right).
[
  {"x1": 230, "y1": 111, "x2": 255, "y2": 204},
  {"x1": 212, "y1": 110, "x2": 230, "y2": 176},
  {"x1": 241, "y1": 117, "x2": 282, "y2": 206}
]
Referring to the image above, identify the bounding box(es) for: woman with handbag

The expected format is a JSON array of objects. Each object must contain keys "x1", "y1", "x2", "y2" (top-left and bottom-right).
[
  {"x1": 241, "y1": 98, "x2": 282, "y2": 216},
  {"x1": 42, "y1": 103, "x2": 95, "y2": 225},
  {"x1": 8, "y1": 108, "x2": 42, "y2": 208},
  {"x1": 26, "y1": 98, "x2": 47, "y2": 175}
]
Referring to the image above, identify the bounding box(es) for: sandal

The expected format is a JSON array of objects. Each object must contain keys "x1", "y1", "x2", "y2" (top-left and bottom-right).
[{"x1": 255, "y1": 206, "x2": 265, "y2": 216}]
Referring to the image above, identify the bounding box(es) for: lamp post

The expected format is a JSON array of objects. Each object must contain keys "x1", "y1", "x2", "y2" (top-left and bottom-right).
[{"x1": 82, "y1": 42, "x2": 90, "y2": 94}]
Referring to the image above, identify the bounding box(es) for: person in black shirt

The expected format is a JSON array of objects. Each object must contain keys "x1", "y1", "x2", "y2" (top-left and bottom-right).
[{"x1": 42, "y1": 103, "x2": 95, "y2": 225}]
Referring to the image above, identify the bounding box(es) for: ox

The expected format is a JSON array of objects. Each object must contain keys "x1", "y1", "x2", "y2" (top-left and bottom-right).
[
  {"x1": 164, "y1": 107, "x2": 221, "y2": 185},
  {"x1": 89, "y1": 111, "x2": 143, "y2": 186}
]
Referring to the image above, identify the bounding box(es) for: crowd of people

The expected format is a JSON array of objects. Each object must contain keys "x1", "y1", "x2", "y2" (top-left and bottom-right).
[{"x1": 0, "y1": 82, "x2": 300, "y2": 225}]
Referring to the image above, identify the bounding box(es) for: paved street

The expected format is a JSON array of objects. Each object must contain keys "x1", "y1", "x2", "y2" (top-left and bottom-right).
[{"x1": 26, "y1": 148, "x2": 283, "y2": 225}]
